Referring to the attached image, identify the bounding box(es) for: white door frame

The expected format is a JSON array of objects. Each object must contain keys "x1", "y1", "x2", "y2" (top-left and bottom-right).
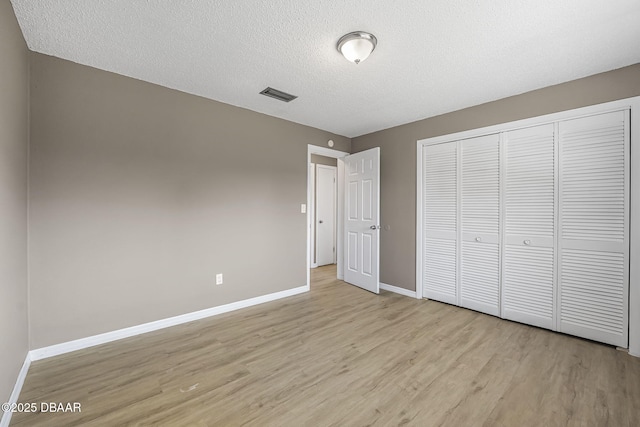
[
  {"x1": 416, "y1": 96, "x2": 640, "y2": 356},
  {"x1": 307, "y1": 145, "x2": 349, "y2": 288},
  {"x1": 309, "y1": 162, "x2": 317, "y2": 268}
]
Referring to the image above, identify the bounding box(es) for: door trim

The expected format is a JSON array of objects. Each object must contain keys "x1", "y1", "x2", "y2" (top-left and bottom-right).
[
  {"x1": 417, "y1": 96, "x2": 640, "y2": 356},
  {"x1": 307, "y1": 145, "x2": 349, "y2": 289},
  {"x1": 309, "y1": 162, "x2": 317, "y2": 268}
]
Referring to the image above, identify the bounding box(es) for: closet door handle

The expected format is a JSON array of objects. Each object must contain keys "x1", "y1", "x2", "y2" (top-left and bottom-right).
[
  {"x1": 475, "y1": 237, "x2": 482, "y2": 242},
  {"x1": 524, "y1": 239, "x2": 531, "y2": 246}
]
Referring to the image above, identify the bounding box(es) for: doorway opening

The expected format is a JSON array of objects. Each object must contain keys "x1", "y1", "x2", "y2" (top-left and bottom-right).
[
  {"x1": 312, "y1": 160, "x2": 337, "y2": 268},
  {"x1": 307, "y1": 145, "x2": 348, "y2": 288}
]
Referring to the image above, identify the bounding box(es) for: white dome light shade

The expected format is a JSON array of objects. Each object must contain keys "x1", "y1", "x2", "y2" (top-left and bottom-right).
[{"x1": 337, "y1": 32, "x2": 377, "y2": 64}]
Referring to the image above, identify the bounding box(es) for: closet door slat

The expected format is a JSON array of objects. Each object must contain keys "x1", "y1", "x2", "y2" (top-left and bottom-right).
[
  {"x1": 502, "y1": 124, "x2": 556, "y2": 329},
  {"x1": 423, "y1": 142, "x2": 458, "y2": 304},
  {"x1": 558, "y1": 111, "x2": 629, "y2": 347},
  {"x1": 460, "y1": 134, "x2": 501, "y2": 316}
]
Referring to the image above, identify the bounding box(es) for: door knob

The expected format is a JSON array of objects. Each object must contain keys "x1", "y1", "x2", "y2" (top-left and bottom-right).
[
  {"x1": 370, "y1": 225, "x2": 380, "y2": 230},
  {"x1": 319, "y1": 220, "x2": 323, "y2": 224}
]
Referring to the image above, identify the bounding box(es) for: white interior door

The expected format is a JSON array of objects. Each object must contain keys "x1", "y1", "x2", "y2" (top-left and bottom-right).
[
  {"x1": 344, "y1": 148, "x2": 380, "y2": 294},
  {"x1": 422, "y1": 142, "x2": 458, "y2": 304},
  {"x1": 316, "y1": 165, "x2": 336, "y2": 266},
  {"x1": 502, "y1": 124, "x2": 556, "y2": 330},
  {"x1": 460, "y1": 134, "x2": 501, "y2": 316},
  {"x1": 558, "y1": 110, "x2": 629, "y2": 347}
]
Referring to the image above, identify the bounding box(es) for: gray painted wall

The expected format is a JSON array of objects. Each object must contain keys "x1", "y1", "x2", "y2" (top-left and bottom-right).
[
  {"x1": 28, "y1": 53, "x2": 350, "y2": 349},
  {"x1": 0, "y1": 0, "x2": 29, "y2": 405},
  {"x1": 352, "y1": 63, "x2": 640, "y2": 291}
]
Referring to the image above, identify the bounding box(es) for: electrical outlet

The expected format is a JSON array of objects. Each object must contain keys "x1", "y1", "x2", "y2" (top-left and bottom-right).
[{"x1": 216, "y1": 273, "x2": 223, "y2": 285}]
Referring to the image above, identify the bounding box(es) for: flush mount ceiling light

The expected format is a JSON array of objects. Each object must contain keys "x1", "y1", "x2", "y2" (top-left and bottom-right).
[{"x1": 337, "y1": 31, "x2": 377, "y2": 64}]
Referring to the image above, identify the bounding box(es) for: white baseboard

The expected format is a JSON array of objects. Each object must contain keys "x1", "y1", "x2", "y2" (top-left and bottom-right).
[
  {"x1": 30, "y1": 285, "x2": 309, "y2": 361},
  {"x1": 380, "y1": 282, "x2": 418, "y2": 299},
  {"x1": 1, "y1": 354, "x2": 32, "y2": 427}
]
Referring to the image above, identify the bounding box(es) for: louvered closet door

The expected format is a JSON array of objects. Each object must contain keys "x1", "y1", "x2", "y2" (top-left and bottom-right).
[
  {"x1": 502, "y1": 124, "x2": 556, "y2": 330},
  {"x1": 558, "y1": 110, "x2": 630, "y2": 347},
  {"x1": 460, "y1": 134, "x2": 500, "y2": 316},
  {"x1": 423, "y1": 142, "x2": 458, "y2": 304}
]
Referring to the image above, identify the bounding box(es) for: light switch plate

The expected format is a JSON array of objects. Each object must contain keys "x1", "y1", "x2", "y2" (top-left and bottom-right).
[{"x1": 301, "y1": 204, "x2": 306, "y2": 214}]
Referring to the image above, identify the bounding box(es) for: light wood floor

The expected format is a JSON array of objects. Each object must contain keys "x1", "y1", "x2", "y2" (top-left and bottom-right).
[{"x1": 12, "y1": 265, "x2": 640, "y2": 426}]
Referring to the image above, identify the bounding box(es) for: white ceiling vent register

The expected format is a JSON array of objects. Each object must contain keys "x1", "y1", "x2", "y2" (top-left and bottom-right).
[{"x1": 259, "y1": 87, "x2": 298, "y2": 103}]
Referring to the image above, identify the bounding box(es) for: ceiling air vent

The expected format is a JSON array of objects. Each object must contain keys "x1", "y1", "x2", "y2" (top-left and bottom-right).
[{"x1": 259, "y1": 87, "x2": 298, "y2": 102}]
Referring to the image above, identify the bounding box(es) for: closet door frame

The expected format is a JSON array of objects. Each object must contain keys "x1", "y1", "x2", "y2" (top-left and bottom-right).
[{"x1": 417, "y1": 96, "x2": 640, "y2": 357}]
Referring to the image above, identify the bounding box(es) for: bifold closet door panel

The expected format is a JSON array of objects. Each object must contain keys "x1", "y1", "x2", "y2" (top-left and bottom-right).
[
  {"x1": 460, "y1": 134, "x2": 500, "y2": 316},
  {"x1": 423, "y1": 142, "x2": 458, "y2": 305},
  {"x1": 502, "y1": 124, "x2": 556, "y2": 330},
  {"x1": 558, "y1": 110, "x2": 630, "y2": 347}
]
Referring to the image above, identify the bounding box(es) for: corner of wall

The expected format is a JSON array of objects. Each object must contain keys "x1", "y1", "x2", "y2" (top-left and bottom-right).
[
  {"x1": 0, "y1": 0, "x2": 32, "y2": 414},
  {"x1": 26, "y1": 47, "x2": 32, "y2": 352}
]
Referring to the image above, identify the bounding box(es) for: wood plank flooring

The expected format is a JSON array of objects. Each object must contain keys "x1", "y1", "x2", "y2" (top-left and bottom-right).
[{"x1": 12, "y1": 265, "x2": 640, "y2": 426}]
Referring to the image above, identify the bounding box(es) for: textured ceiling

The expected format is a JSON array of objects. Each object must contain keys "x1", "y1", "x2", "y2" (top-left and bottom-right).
[{"x1": 11, "y1": 0, "x2": 640, "y2": 138}]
